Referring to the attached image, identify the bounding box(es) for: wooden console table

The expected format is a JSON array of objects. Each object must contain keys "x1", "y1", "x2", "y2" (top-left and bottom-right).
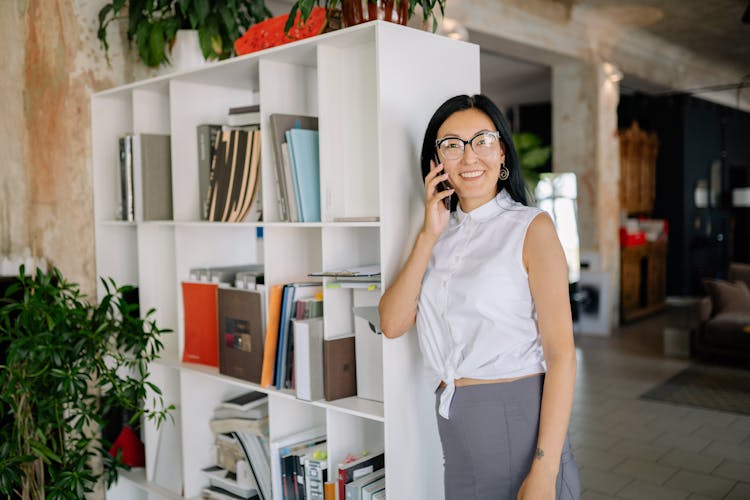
[{"x1": 621, "y1": 240, "x2": 667, "y2": 322}]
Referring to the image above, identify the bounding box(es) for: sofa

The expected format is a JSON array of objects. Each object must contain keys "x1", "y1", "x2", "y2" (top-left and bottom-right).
[{"x1": 692, "y1": 262, "x2": 750, "y2": 364}]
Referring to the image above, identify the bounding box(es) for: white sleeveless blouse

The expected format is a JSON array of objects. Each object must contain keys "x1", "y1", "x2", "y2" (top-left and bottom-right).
[{"x1": 416, "y1": 189, "x2": 547, "y2": 419}]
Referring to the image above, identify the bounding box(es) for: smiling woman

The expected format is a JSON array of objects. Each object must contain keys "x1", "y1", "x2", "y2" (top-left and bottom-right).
[{"x1": 378, "y1": 94, "x2": 580, "y2": 499}]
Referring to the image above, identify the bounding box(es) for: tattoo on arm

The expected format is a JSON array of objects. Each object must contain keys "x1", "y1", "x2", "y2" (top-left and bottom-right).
[{"x1": 535, "y1": 448, "x2": 544, "y2": 460}]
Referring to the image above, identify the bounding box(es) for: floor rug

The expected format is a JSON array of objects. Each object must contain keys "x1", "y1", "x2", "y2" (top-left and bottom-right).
[{"x1": 640, "y1": 363, "x2": 750, "y2": 416}]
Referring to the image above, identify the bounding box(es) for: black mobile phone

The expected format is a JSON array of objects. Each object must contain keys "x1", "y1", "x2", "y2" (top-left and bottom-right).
[{"x1": 434, "y1": 153, "x2": 451, "y2": 210}]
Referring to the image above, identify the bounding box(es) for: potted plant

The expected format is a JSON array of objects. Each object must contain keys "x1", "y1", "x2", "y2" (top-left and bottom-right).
[
  {"x1": 97, "y1": 0, "x2": 272, "y2": 67},
  {"x1": 284, "y1": 0, "x2": 446, "y2": 33},
  {"x1": 0, "y1": 266, "x2": 172, "y2": 498}
]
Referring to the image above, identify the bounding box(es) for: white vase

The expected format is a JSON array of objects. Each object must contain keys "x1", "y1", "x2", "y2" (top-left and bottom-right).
[{"x1": 170, "y1": 29, "x2": 213, "y2": 71}]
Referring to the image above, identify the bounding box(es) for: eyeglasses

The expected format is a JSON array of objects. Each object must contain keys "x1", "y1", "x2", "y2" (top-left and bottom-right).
[{"x1": 435, "y1": 131, "x2": 501, "y2": 161}]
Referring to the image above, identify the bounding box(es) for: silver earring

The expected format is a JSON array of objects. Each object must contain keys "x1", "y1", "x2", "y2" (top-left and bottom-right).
[{"x1": 499, "y1": 163, "x2": 509, "y2": 181}]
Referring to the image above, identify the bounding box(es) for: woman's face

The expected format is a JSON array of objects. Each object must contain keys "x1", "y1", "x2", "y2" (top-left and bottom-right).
[{"x1": 435, "y1": 108, "x2": 505, "y2": 212}]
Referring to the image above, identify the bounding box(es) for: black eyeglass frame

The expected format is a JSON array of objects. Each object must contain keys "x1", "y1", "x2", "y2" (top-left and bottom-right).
[{"x1": 434, "y1": 130, "x2": 502, "y2": 159}]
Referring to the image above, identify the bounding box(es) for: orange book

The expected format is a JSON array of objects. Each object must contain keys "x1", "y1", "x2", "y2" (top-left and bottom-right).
[
  {"x1": 181, "y1": 282, "x2": 219, "y2": 367},
  {"x1": 260, "y1": 284, "x2": 284, "y2": 387},
  {"x1": 324, "y1": 481, "x2": 336, "y2": 500}
]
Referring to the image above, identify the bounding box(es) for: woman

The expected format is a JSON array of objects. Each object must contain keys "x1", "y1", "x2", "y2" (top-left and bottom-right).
[{"x1": 378, "y1": 94, "x2": 580, "y2": 500}]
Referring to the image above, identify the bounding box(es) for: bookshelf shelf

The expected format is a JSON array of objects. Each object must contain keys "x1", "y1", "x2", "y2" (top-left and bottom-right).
[
  {"x1": 93, "y1": 20, "x2": 479, "y2": 500},
  {"x1": 113, "y1": 468, "x2": 184, "y2": 500}
]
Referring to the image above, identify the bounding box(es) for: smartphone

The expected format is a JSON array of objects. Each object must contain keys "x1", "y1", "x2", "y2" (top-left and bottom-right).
[{"x1": 434, "y1": 153, "x2": 451, "y2": 210}]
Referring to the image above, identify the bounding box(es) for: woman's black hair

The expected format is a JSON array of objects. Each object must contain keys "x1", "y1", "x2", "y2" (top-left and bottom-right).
[{"x1": 420, "y1": 94, "x2": 529, "y2": 210}]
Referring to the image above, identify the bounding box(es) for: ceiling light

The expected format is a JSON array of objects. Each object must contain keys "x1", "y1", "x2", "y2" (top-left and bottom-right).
[
  {"x1": 603, "y1": 62, "x2": 623, "y2": 83},
  {"x1": 440, "y1": 17, "x2": 469, "y2": 41}
]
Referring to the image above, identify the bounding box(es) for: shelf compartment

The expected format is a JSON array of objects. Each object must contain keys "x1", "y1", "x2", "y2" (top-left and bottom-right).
[
  {"x1": 259, "y1": 58, "x2": 319, "y2": 222},
  {"x1": 169, "y1": 79, "x2": 259, "y2": 222},
  {"x1": 318, "y1": 41, "x2": 379, "y2": 222},
  {"x1": 92, "y1": 93, "x2": 133, "y2": 223},
  {"x1": 325, "y1": 411, "x2": 384, "y2": 486}
]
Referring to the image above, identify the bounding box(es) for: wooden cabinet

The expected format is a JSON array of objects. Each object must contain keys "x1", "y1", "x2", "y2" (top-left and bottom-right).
[
  {"x1": 619, "y1": 122, "x2": 659, "y2": 215},
  {"x1": 621, "y1": 241, "x2": 667, "y2": 322}
]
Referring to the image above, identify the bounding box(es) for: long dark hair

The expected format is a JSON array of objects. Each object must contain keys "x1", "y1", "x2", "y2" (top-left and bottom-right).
[{"x1": 420, "y1": 94, "x2": 528, "y2": 210}]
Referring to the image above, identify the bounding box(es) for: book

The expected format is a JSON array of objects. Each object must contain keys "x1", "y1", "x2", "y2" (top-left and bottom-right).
[
  {"x1": 361, "y1": 477, "x2": 385, "y2": 500},
  {"x1": 275, "y1": 283, "x2": 323, "y2": 390},
  {"x1": 118, "y1": 135, "x2": 134, "y2": 221},
  {"x1": 208, "y1": 264, "x2": 265, "y2": 285},
  {"x1": 218, "y1": 287, "x2": 266, "y2": 383},
  {"x1": 235, "y1": 432, "x2": 272, "y2": 500},
  {"x1": 337, "y1": 452, "x2": 385, "y2": 500},
  {"x1": 228, "y1": 105, "x2": 261, "y2": 127},
  {"x1": 260, "y1": 284, "x2": 284, "y2": 387},
  {"x1": 371, "y1": 490, "x2": 385, "y2": 500},
  {"x1": 345, "y1": 469, "x2": 385, "y2": 500},
  {"x1": 197, "y1": 124, "x2": 222, "y2": 220},
  {"x1": 208, "y1": 129, "x2": 260, "y2": 223},
  {"x1": 308, "y1": 264, "x2": 381, "y2": 279},
  {"x1": 324, "y1": 482, "x2": 336, "y2": 500},
  {"x1": 323, "y1": 334, "x2": 357, "y2": 401},
  {"x1": 181, "y1": 281, "x2": 219, "y2": 367},
  {"x1": 220, "y1": 391, "x2": 267, "y2": 409},
  {"x1": 268, "y1": 114, "x2": 318, "y2": 221},
  {"x1": 280, "y1": 143, "x2": 299, "y2": 221},
  {"x1": 293, "y1": 317, "x2": 324, "y2": 401},
  {"x1": 202, "y1": 465, "x2": 258, "y2": 499},
  {"x1": 131, "y1": 133, "x2": 173, "y2": 221},
  {"x1": 215, "y1": 433, "x2": 246, "y2": 473},
  {"x1": 202, "y1": 485, "x2": 260, "y2": 500},
  {"x1": 286, "y1": 128, "x2": 321, "y2": 222},
  {"x1": 302, "y1": 449, "x2": 328, "y2": 500},
  {"x1": 210, "y1": 417, "x2": 269, "y2": 436}
]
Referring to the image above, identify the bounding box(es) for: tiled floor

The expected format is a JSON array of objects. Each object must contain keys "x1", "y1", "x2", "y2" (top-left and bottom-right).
[{"x1": 571, "y1": 313, "x2": 750, "y2": 499}]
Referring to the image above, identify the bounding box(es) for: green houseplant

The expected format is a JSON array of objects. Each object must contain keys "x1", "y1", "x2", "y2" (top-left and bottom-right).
[
  {"x1": 0, "y1": 267, "x2": 172, "y2": 498},
  {"x1": 97, "y1": 0, "x2": 272, "y2": 67},
  {"x1": 284, "y1": 0, "x2": 446, "y2": 33},
  {"x1": 512, "y1": 131, "x2": 551, "y2": 190}
]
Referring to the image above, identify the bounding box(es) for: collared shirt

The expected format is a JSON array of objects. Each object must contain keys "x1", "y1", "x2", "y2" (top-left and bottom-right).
[{"x1": 416, "y1": 189, "x2": 547, "y2": 419}]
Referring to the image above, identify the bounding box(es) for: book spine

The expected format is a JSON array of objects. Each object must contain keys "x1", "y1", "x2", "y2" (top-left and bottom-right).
[
  {"x1": 197, "y1": 124, "x2": 221, "y2": 220},
  {"x1": 118, "y1": 135, "x2": 134, "y2": 221},
  {"x1": 305, "y1": 458, "x2": 327, "y2": 500}
]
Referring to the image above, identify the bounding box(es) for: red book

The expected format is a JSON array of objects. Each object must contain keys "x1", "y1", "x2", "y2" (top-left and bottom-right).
[
  {"x1": 337, "y1": 451, "x2": 385, "y2": 500},
  {"x1": 181, "y1": 282, "x2": 219, "y2": 367}
]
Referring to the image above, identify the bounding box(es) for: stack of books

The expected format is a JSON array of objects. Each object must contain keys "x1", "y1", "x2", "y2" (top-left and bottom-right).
[
  {"x1": 117, "y1": 133, "x2": 172, "y2": 222},
  {"x1": 202, "y1": 391, "x2": 271, "y2": 500},
  {"x1": 260, "y1": 282, "x2": 324, "y2": 392},
  {"x1": 270, "y1": 426, "x2": 327, "y2": 500},
  {"x1": 268, "y1": 114, "x2": 320, "y2": 222},
  {"x1": 197, "y1": 104, "x2": 262, "y2": 223},
  {"x1": 182, "y1": 264, "x2": 264, "y2": 370}
]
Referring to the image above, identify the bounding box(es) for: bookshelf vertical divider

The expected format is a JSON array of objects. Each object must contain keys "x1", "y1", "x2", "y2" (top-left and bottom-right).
[{"x1": 92, "y1": 21, "x2": 479, "y2": 500}]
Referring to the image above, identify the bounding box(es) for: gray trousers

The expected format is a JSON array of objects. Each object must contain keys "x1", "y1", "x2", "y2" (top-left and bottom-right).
[{"x1": 435, "y1": 374, "x2": 580, "y2": 500}]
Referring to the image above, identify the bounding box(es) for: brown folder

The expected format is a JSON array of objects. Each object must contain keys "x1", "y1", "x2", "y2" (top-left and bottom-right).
[
  {"x1": 218, "y1": 287, "x2": 265, "y2": 383},
  {"x1": 323, "y1": 335, "x2": 357, "y2": 401}
]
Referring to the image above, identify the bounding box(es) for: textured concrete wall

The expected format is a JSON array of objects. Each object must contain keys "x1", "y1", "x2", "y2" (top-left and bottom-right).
[
  {"x1": 0, "y1": 1, "x2": 30, "y2": 261},
  {"x1": 0, "y1": 0, "x2": 148, "y2": 297}
]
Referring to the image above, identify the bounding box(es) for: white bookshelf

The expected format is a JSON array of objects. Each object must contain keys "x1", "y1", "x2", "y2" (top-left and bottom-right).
[{"x1": 92, "y1": 21, "x2": 479, "y2": 500}]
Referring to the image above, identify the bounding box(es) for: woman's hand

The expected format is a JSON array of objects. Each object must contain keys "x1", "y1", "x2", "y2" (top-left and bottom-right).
[
  {"x1": 422, "y1": 160, "x2": 453, "y2": 240},
  {"x1": 517, "y1": 465, "x2": 557, "y2": 500}
]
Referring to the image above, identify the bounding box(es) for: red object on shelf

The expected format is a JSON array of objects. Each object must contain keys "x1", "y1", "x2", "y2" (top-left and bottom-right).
[
  {"x1": 109, "y1": 425, "x2": 145, "y2": 467},
  {"x1": 182, "y1": 282, "x2": 220, "y2": 367},
  {"x1": 235, "y1": 7, "x2": 328, "y2": 56},
  {"x1": 620, "y1": 228, "x2": 647, "y2": 247}
]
